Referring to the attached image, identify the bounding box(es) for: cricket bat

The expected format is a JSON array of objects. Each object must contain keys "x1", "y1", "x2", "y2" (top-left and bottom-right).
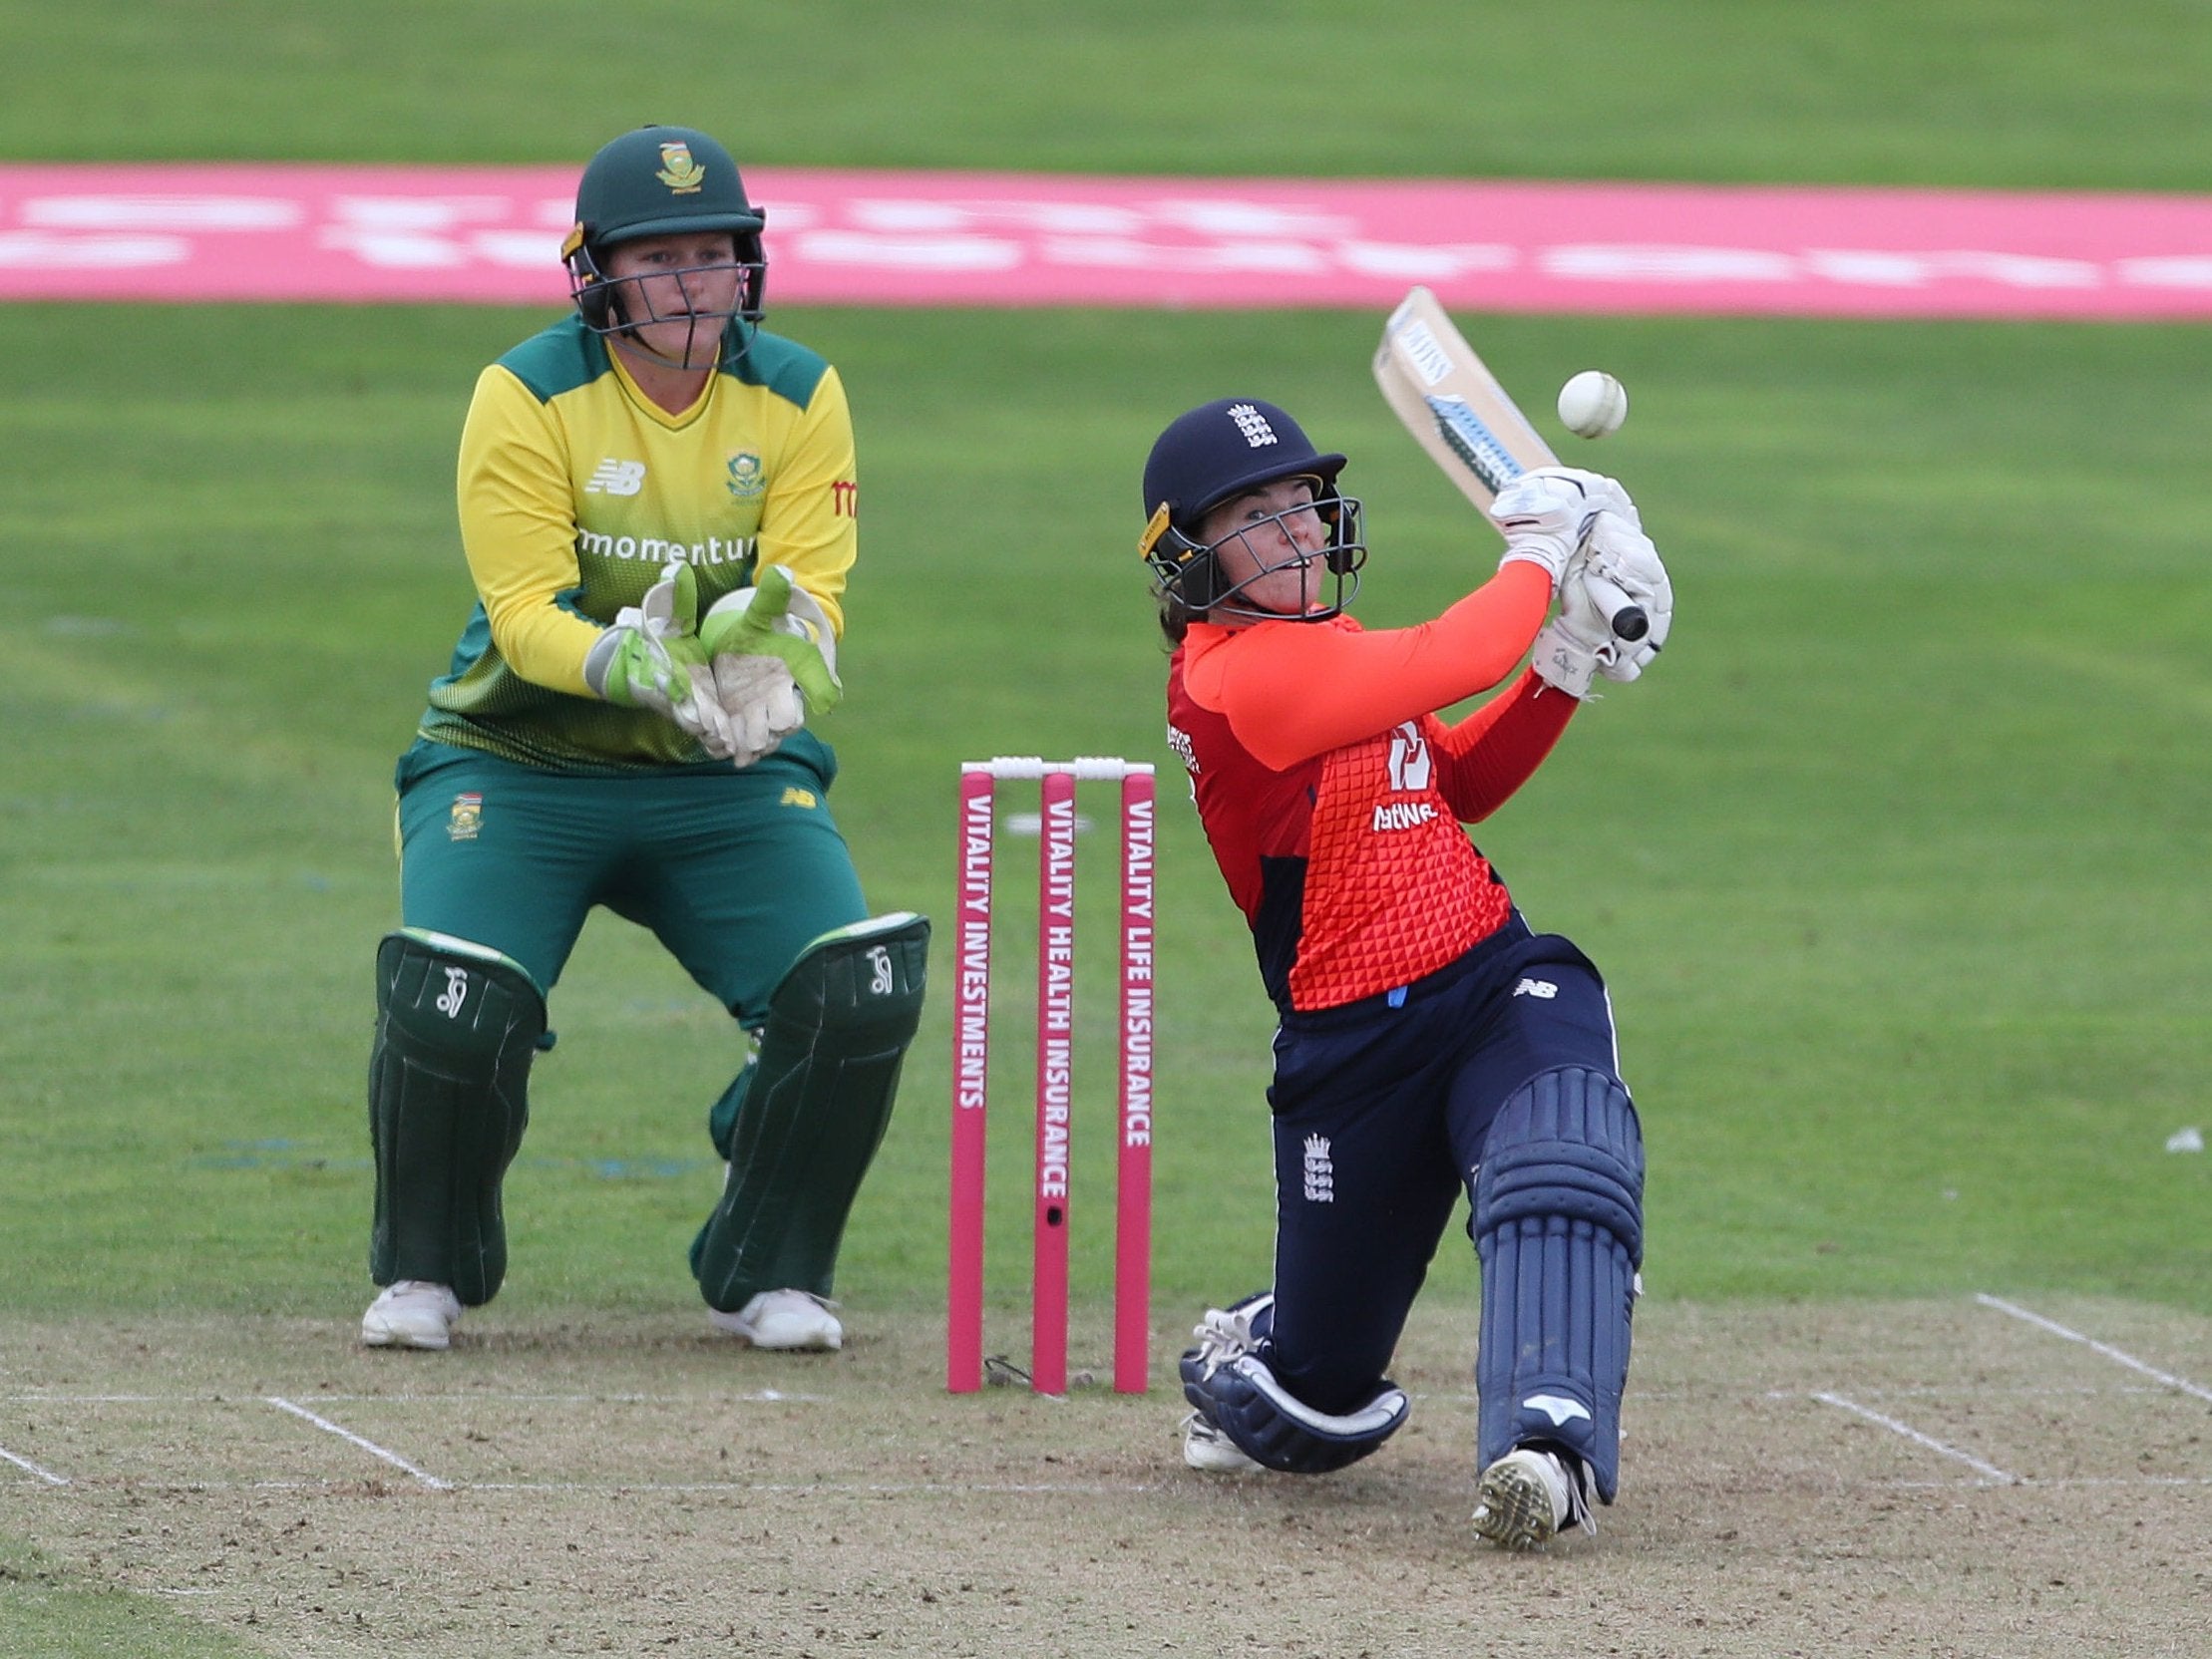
[{"x1": 1371, "y1": 286, "x2": 1647, "y2": 641}]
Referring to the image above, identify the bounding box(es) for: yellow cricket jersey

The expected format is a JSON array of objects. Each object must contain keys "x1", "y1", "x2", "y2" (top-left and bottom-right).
[{"x1": 416, "y1": 316, "x2": 858, "y2": 773}]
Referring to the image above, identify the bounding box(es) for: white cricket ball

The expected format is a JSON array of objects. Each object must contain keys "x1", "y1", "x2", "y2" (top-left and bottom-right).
[{"x1": 1557, "y1": 370, "x2": 1629, "y2": 440}]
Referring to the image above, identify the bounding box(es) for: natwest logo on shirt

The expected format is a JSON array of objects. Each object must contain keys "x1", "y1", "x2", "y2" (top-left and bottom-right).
[
  {"x1": 1372, "y1": 800, "x2": 1438, "y2": 831},
  {"x1": 584, "y1": 458, "x2": 646, "y2": 496}
]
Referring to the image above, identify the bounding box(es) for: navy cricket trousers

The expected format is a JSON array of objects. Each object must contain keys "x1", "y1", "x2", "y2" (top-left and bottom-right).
[{"x1": 1260, "y1": 912, "x2": 1624, "y2": 1416}]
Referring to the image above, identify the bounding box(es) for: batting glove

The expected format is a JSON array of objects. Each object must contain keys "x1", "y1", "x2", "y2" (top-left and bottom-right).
[
  {"x1": 1487, "y1": 467, "x2": 1640, "y2": 586},
  {"x1": 1529, "y1": 616, "x2": 1606, "y2": 698},
  {"x1": 1578, "y1": 512, "x2": 1671, "y2": 683},
  {"x1": 1532, "y1": 512, "x2": 1672, "y2": 697}
]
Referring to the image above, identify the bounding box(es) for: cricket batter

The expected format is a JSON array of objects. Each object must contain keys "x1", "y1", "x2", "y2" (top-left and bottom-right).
[
  {"x1": 360, "y1": 125, "x2": 927, "y2": 1355},
  {"x1": 1139, "y1": 398, "x2": 1671, "y2": 1547}
]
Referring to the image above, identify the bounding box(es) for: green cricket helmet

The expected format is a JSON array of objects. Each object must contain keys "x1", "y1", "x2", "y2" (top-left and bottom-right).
[{"x1": 561, "y1": 125, "x2": 767, "y2": 341}]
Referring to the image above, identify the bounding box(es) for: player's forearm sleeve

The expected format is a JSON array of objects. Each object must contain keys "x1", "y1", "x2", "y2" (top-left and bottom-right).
[
  {"x1": 1205, "y1": 561, "x2": 1553, "y2": 770},
  {"x1": 456, "y1": 367, "x2": 602, "y2": 696}
]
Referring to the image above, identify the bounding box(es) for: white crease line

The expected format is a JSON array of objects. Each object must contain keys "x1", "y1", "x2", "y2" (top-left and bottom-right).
[
  {"x1": 295, "y1": 1389, "x2": 832, "y2": 1405},
  {"x1": 1, "y1": 1443, "x2": 71, "y2": 1486},
  {"x1": 264, "y1": 1396, "x2": 451, "y2": 1491},
  {"x1": 244, "y1": 1478, "x2": 1172, "y2": 1494},
  {"x1": 464, "y1": 1480, "x2": 1169, "y2": 1494},
  {"x1": 1763, "y1": 1383, "x2": 2169, "y2": 1401},
  {"x1": 1889, "y1": 1474, "x2": 2212, "y2": 1491},
  {"x1": 1976, "y1": 1294, "x2": 2212, "y2": 1405},
  {"x1": 1811, "y1": 1392, "x2": 2018, "y2": 1483}
]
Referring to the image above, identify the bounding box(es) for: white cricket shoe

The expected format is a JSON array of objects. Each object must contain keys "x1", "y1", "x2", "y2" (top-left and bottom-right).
[
  {"x1": 360, "y1": 1280, "x2": 463, "y2": 1351},
  {"x1": 1180, "y1": 1411, "x2": 1263, "y2": 1474},
  {"x1": 709, "y1": 1289, "x2": 843, "y2": 1351},
  {"x1": 1472, "y1": 1447, "x2": 1596, "y2": 1550}
]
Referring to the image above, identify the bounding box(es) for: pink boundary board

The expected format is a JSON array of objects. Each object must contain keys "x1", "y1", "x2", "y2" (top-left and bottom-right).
[{"x1": 4, "y1": 163, "x2": 2211, "y2": 318}]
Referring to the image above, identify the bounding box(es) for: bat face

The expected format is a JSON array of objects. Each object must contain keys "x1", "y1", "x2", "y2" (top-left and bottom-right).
[
  {"x1": 1373, "y1": 285, "x2": 1651, "y2": 644},
  {"x1": 1372, "y1": 286, "x2": 1557, "y2": 514},
  {"x1": 1418, "y1": 390, "x2": 1529, "y2": 498}
]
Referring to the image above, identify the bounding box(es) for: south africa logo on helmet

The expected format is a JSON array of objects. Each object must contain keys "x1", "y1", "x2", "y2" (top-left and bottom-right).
[
  {"x1": 568, "y1": 125, "x2": 766, "y2": 253},
  {"x1": 654, "y1": 142, "x2": 707, "y2": 195},
  {"x1": 562, "y1": 125, "x2": 773, "y2": 338}
]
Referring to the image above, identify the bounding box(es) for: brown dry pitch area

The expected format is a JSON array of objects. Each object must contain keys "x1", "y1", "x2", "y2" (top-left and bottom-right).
[{"x1": 3, "y1": 1296, "x2": 2209, "y2": 1658}]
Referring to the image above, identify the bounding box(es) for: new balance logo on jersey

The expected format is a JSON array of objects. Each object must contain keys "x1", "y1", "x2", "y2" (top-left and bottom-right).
[
  {"x1": 585, "y1": 459, "x2": 646, "y2": 496},
  {"x1": 1228, "y1": 403, "x2": 1278, "y2": 448},
  {"x1": 1302, "y1": 1135, "x2": 1335, "y2": 1202},
  {"x1": 1512, "y1": 977, "x2": 1559, "y2": 999}
]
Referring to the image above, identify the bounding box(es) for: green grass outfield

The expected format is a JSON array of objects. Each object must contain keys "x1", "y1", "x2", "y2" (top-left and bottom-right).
[
  {"x1": 3, "y1": 5, "x2": 2210, "y2": 1649},
  {"x1": 5, "y1": 298, "x2": 2206, "y2": 1326},
  {"x1": 9, "y1": 0, "x2": 2212, "y2": 189}
]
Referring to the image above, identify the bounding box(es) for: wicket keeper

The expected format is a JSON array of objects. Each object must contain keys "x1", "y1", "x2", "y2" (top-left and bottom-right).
[
  {"x1": 1139, "y1": 397, "x2": 1671, "y2": 1547},
  {"x1": 361, "y1": 125, "x2": 927, "y2": 1354}
]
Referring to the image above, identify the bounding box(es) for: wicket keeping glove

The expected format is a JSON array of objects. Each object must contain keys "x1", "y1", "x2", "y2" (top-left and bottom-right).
[
  {"x1": 706, "y1": 653, "x2": 806, "y2": 769},
  {"x1": 581, "y1": 562, "x2": 737, "y2": 756},
  {"x1": 698, "y1": 564, "x2": 842, "y2": 767},
  {"x1": 1488, "y1": 467, "x2": 1640, "y2": 586}
]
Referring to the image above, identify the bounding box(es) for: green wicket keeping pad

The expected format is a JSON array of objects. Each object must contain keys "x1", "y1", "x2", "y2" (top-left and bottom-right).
[
  {"x1": 369, "y1": 930, "x2": 545, "y2": 1305},
  {"x1": 694, "y1": 912, "x2": 929, "y2": 1309}
]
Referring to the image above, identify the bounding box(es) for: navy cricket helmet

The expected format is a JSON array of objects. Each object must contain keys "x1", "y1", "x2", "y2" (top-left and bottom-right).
[
  {"x1": 1138, "y1": 398, "x2": 1364, "y2": 622},
  {"x1": 561, "y1": 125, "x2": 767, "y2": 343}
]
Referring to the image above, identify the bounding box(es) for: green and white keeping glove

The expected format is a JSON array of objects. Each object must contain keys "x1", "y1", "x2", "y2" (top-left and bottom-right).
[
  {"x1": 708, "y1": 655, "x2": 806, "y2": 767},
  {"x1": 697, "y1": 564, "x2": 842, "y2": 769},
  {"x1": 581, "y1": 562, "x2": 737, "y2": 757}
]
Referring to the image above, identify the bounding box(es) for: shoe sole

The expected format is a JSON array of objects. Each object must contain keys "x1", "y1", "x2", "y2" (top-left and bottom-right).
[
  {"x1": 1183, "y1": 1439, "x2": 1262, "y2": 1473},
  {"x1": 706, "y1": 1311, "x2": 841, "y2": 1351},
  {"x1": 1472, "y1": 1462, "x2": 1559, "y2": 1550},
  {"x1": 1185, "y1": 1450, "x2": 1261, "y2": 1473},
  {"x1": 360, "y1": 1324, "x2": 451, "y2": 1351}
]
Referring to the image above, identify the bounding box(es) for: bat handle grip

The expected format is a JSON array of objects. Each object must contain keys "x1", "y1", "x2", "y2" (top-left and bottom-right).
[{"x1": 1582, "y1": 571, "x2": 1650, "y2": 644}]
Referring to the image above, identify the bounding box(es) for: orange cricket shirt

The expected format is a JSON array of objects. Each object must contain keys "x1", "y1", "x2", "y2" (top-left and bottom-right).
[{"x1": 1165, "y1": 561, "x2": 1576, "y2": 1012}]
